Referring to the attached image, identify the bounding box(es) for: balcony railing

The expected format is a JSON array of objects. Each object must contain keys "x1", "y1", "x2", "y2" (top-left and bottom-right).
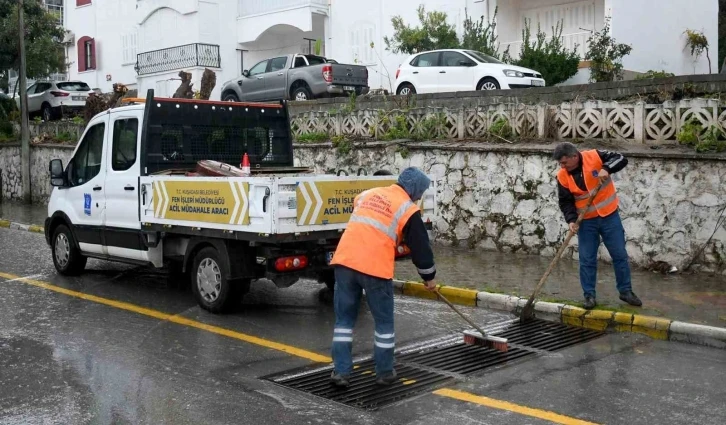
[
  {"x1": 500, "y1": 31, "x2": 590, "y2": 61},
  {"x1": 239, "y1": 0, "x2": 328, "y2": 17},
  {"x1": 135, "y1": 43, "x2": 221, "y2": 76}
]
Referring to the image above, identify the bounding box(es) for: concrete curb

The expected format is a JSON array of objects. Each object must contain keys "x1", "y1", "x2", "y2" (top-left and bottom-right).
[
  {"x1": 393, "y1": 280, "x2": 726, "y2": 350},
  {"x1": 0, "y1": 219, "x2": 44, "y2": 235}
]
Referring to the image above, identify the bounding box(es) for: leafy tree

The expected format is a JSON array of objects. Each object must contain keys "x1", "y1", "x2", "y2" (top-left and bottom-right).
[
  {"x1": 684, "y1": 29, "x2": 711, "y2": 73},
  {"x1": 585, "y1": 18, "x2": 632, "y2": 82},
  {"x1": 0, "y1": 0, "x2": 66, "y2": 93},
  {"x1": 460, "y1": 7, "x2": 501, "y2": 58},
  {"x1": 384, "y1": 5, "x2": 459, "y2": 55},
  {"x1": 508, "y1": 19, "x2": 580, "y2": 86}
]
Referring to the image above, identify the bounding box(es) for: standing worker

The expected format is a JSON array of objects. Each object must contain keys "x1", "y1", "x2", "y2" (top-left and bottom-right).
[
  {"x1": 329, "y1": 167, "x2": 437, "y2": 388},
  {"x1": 553, "y1": 142, "x2": 642, "y2": 310}
]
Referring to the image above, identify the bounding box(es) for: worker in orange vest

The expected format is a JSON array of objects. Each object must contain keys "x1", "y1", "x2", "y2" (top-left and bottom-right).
[
  {"x1": 329, "y1": 167, "x2": 437, "y2": 388},
  {"x1": 554, "y1": 142, "x2": 642, "y2": 310}
]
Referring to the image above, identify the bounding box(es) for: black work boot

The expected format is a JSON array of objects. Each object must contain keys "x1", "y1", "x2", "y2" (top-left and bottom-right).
[
  {"x1": 330, "y1": 372, "x2": 350, "y2": 388},
  {"x1": 375, "y1": 370, "x2": 398, "y2": 386},
  {"x1": 619, "y1": 291, "x2": 642, "y2": 307},
  {"x1": 583, "y1": 296, "x2": 596, "y2": 310}
]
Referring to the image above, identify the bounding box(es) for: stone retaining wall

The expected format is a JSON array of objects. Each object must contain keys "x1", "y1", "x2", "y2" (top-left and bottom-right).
[
  {"x1": 0, "y1": 144, "x2": 74, "y2": 204},
  {"x1": 293, "y1": 141, "x2": 726, "y2": 275}
]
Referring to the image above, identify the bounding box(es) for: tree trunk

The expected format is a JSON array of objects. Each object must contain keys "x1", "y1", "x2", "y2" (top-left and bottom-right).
[
  {"x1": 173, "y1": 71, "x2": 194, "y2": 99},
  {"x1": 199, "y1": 68, "x2": 217, "y2": 100}
]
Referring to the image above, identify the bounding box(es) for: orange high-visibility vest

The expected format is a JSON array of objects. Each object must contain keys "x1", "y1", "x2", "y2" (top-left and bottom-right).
[
  {"x1": 330, "y1": 184, "x2": 420, "y2": 279},
  {"x1": 557, "y1": 150, "x2": 619, "y2": 220}
]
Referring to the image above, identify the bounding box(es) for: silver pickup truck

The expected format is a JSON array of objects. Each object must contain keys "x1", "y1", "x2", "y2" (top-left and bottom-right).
[{"x1": 220, "y1": 54, "x2": 369, "y2": 102}]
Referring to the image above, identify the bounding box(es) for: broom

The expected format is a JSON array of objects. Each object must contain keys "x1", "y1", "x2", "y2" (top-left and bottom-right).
[
  {"x1": 434, "y1": 287, "x2": 509, "y2": 352},
  {"x1": 519, "y1": 179, "x2": 605, "y2": 323}
]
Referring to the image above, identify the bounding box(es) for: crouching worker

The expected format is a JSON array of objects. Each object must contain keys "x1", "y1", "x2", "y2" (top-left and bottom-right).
[{"x1": 329, "y1": 167, "x2": 437, "y2": 388}]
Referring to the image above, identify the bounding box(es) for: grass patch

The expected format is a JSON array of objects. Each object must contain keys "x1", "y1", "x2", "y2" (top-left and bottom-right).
[{"x1": 296, "y1": 132, "x2": 329, "y2": 143}]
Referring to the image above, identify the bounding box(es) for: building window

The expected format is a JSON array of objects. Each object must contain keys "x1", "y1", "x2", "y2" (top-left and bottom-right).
[
  {"x1": 77, "y1": 36, "x2": 96, "y2": 71},
  {"x1": 350, "y1": 23, "x2": 375, "y2": 65},
  {"x1": 76, "y1": 0, "x2": 92, "y2": 6},
  {"x1": 122, "y1": 32, "x2": 138, "y2": 65}
]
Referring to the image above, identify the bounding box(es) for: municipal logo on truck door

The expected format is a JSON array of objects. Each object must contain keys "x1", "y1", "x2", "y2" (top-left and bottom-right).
[{"x1": 152, "y1": 180, "x2": 250, "y2": 225}]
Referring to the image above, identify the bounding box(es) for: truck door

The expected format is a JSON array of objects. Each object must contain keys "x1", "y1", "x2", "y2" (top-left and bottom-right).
[
  {"x1": 64, "y1": 116, "x2": 109, "y2": 255},
  {"x1": 241, "y1": 59, "x2": 269, "y2": 101},
  {"x1": 103, "y1": 112, "x2": 145, "y2": 261},
  {"x1": 265, "y1": 56, "x2": 289, "y2": 100}
]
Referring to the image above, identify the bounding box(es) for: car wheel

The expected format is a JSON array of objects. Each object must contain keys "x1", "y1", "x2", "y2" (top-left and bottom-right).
[
  {"x1": 223, "y1": 92, "x2": 239, "y2": 102},
  {"x1": 52, "y1": 224, "x2": 87, "y2": 276},
  {"x1": 292, "y1": 86, "x2": 312, "y2": 101},
  {"x1": 191, "y1": 246, "x2": 248, "y2": 314},
  {"x1": 397, "y1": 83, "x2": 416, "y2": 96},
  {"x1": 41, "y1": 104, "x2": 55, "y2": 122},
  {"x1": 478, "y1": 78, "x2": 500, "y2": 91}
]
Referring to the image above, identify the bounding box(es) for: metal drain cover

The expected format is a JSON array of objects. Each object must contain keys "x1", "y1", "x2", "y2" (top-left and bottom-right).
[
  {"x1": 263, "y1": 361, "x2": 453, "y2": 410},
  {"x1": 263, "y1": 319, "x2": 604, "y2": 410}
]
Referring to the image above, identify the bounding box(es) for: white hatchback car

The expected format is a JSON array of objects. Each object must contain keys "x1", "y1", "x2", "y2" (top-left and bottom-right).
[
  {"x1": 394, "y1": 49, "x2": 545, "y2": 95},
  {"x1": 13, "y1": 80, "x2": 92, "y2": 121}
]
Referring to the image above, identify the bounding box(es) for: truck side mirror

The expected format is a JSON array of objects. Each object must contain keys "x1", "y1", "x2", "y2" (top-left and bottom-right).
[
  {"x1": 242, "y1": 70, "x2": 250, "y2": 78},
  {"x1": 49, "y1": 158, "x2": 66, "y2": 187}
]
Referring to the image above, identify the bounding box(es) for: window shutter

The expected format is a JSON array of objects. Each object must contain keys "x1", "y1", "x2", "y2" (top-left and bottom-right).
[
  {"x1": 90, "y1": 39, "x2": 96, "y2": 69},
  {"x1": 77, "y1": 37, "x2": 87, "y2": 71},
  {"x1": 76, "y1": 0, "x2": 92, "y2": 6}
]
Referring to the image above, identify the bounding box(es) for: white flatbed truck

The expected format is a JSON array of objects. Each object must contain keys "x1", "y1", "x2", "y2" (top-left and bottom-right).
[{"x1": 44, "y1": 90, "x2": 436, "y2": 313}]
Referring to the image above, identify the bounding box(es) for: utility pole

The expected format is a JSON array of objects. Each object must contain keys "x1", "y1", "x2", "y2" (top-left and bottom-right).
[{"x1": 18, "y1": 0, "x2": 31, "y2": 203}]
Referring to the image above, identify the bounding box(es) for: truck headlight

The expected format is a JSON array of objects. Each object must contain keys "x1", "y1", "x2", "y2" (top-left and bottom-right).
[{"x1": 503, "y1": 69, "x2": 524, "y2": 78}]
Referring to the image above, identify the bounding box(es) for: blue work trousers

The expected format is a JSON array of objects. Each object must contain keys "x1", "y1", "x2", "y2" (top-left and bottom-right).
[{"x1": 331, "y1": 266, "x2": 395, "y2": 377}]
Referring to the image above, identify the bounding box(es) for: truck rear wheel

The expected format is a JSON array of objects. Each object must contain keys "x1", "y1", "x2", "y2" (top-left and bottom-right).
[
  {"x1": 191, "y1": 247, "x2": 248, "y2": 314},
  {"x1": 51, "y1": 224, "x2": 87, "y2": 276}
]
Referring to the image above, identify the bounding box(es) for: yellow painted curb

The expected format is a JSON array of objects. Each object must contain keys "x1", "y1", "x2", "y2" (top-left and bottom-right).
[
  {"x1": 582, "y1": 310, "x2": 615, "y2": 331},
  {"x1": 561, "y1": 305, "x2": 587, "y2": 327},
  {"x1": 630, "y1": 314, "x2": 671, "y2": 340},
  {"x1": 28, "y1": 225, "x2": 45, "y2": 234},
  {"x1": 0, "y1": 219, "x2": 10, "y2": 228},
  {"x1": 401, "y1": 281, "x2": 478, "y2": 306}
]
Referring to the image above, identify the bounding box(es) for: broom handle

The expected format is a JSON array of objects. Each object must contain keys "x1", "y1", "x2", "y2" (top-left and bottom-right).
[
  {"x1": 435, "y1": 288, "x2": 490, "y2": 338},
  {"x1": 522, "y1": 179, "x2": 605, "y2": 310}
]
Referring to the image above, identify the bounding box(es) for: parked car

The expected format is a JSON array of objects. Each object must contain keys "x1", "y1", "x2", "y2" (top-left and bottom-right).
[
  {"x1": 13, "y1": 80, "x2": 92, "y2": 121},
  {"x1": 220, "y1": 54, "x2": 369, "y2": 102},
  {"x1": 394, "y1": 49, "x2": 545, "y2": 95}
]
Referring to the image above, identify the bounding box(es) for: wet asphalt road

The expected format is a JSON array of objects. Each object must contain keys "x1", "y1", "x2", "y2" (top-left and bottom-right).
[{"x1": 1, "y1": 228, "x2": 725, "y2": 425}]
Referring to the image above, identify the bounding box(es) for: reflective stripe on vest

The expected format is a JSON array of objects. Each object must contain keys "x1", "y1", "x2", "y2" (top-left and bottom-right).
[
  {"x1": 348, "y1": 199, "x2": 414, "y2": 244},
  {"x1": 573, "y1": 177, "x2": 612, "y2": 201},
  {"x1": 577, "y1": 191, "x2": 618, "y2": 214}
]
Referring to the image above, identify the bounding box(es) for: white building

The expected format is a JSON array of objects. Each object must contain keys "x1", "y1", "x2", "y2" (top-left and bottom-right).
[
  {"x1": 61, "y1": 0, "x2": 327, "y2": 100},
  {"x1": 55, "y1": 0, "x2": 717, "y2": 99}
]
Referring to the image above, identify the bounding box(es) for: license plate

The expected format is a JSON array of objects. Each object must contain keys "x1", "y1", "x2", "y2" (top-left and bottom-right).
[
  {"x1": 325, "y1": 251, "x2": 334, "y2": 264},
  {"x1": 344, "y1": 86, "x2": 355, "y2": 91},
  {"x1": 72, "y1": 96, "x2": 84, "y2": 101},
  {"x1": 531, "y1": 80, "x2": 544, "y2": 87}
]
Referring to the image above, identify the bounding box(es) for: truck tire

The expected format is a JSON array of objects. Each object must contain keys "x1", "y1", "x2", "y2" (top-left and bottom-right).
[
  {"x1": 222, "y1": 92, "x2": 240, "y2": 102},
  {"x1": 191, "y1": 246, "x2": 248, "y2": 314},
  {"x1": 51, "y1": 224, "x2": 87, "y2": 276},
  {"x1": 292, "y1": 86, "x2": 312, "y2": 101}
]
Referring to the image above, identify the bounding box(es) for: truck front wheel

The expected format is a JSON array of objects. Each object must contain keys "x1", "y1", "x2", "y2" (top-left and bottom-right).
[
  {"x1": 51, "y1": 224, "x2": 87, "y2": 276},
  {"x1": 191, "y1": 247, "x2": 249, "y2": 314}
]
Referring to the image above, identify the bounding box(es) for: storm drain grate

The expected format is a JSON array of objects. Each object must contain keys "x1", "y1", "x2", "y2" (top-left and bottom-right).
[
  {"x1": 263, "y1": 319, "x2": 604, "y2": 410},
  {"x1": 397, "y1": 318, "x2": 605, "y2": 375},
  {"x1": 263, "y1": 361, "x2": 453, "y2": 410}
]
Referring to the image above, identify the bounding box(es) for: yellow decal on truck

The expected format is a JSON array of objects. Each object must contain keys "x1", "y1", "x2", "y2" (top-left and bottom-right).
[
  {"x1": 153, "y1": 181, "x2": 250, "y2": 225},
  {"x1": 296, "y1": 180, "x2": 396, "y2": 226}
]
